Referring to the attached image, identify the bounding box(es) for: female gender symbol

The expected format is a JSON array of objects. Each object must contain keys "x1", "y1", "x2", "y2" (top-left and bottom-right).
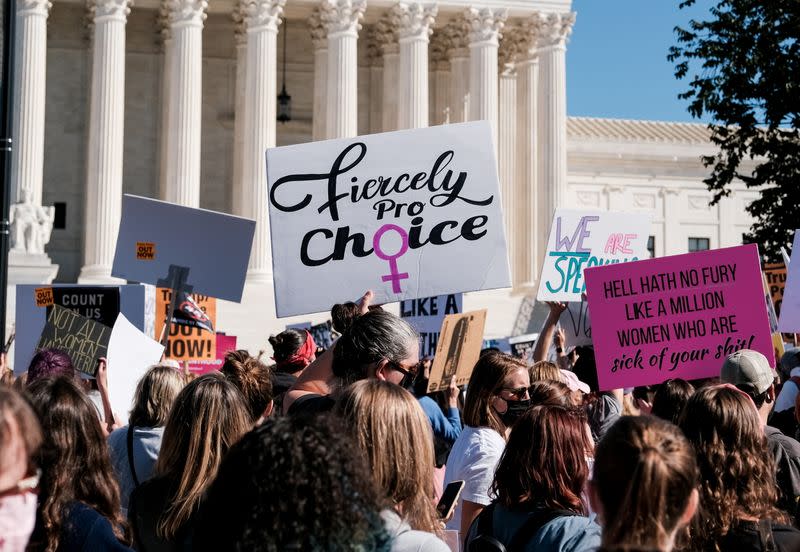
[{"x1": 373, "y1": 224, "x2": 410, "y2": 293}]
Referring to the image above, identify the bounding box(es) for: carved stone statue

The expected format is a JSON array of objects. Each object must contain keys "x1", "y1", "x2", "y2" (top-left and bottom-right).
[{"x1": 10, "y1": 188, "x2": 55, "y2": 255}]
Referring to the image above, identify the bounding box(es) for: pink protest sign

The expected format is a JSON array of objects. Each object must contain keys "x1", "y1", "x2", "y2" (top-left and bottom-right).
[
  {"x1": 187, "y1": 333, "x2": 238, "y2": 375},
  {"x1": 584, "y1": 244, "x2": 774, "y2": 391}
]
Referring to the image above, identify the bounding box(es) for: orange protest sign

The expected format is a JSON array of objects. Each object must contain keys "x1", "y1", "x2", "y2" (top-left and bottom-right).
[
  {"x1": 155, "y1": 288, "x2": 216, "y2": 361},
  {"x1": 764, "y1": 263, "x2": 787, "y2": 316},
  {"x1": 426, "y1": 309, "x2": 487, "y2": 393},
  {"x1": 34, "y1": 287, "x2": 54, "y2": 307},
  {"x1": 136, "y1": 242, "x2": 156, "y2": 260}
]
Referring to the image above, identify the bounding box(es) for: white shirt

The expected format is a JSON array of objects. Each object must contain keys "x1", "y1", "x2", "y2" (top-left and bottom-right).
[
  {"x1": 443, "y1": 425, "x2": 506, "y2": 533},
  {"x1": 775, "y1": 367, "x2": 800, "y2": 412}
]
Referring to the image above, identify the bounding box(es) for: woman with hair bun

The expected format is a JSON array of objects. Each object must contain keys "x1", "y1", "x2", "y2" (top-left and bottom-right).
[
  {"x1": 679, "y1": 386, "x2": 800, "y2": 551},
  {"x1": 268, "y1": 329, "x2": 315, "y2": 412},
  {"x1": 591, "y1": 415, "x2": 698, "y2": 552},
  {"x1": 283, "y1": 290, "x2": 420, "y2": 417},
  {"x1": 220, "y1": 350, "x2": 273, "y2": 423}
]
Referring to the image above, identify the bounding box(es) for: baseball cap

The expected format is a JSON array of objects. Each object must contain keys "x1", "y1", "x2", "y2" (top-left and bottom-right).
[
  {"x1": 560, "y1": 369, "x2": 590, "y2": 394},
  {"x1": 720, "y1": 349, "x2": 778, "y2": 395}
]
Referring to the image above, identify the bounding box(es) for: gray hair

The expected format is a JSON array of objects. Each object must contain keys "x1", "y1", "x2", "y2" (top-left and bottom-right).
[{"x1": 331, "y1": 310, "x2": 418, "y2": 386}]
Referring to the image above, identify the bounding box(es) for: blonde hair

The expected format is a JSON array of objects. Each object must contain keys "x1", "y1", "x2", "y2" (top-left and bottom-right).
[
  {"x1": 336, "y1": 380, "x2": 439, "y2": 534},
  {"x1": 155, "y1": 373, "x2": 251, "y2": 539},
  {"x1": 529, "y1": 361, "x2": 563, "y2": 384},
  {"x1": 129, "y1": 365, "x2": 185, "y2": 427}
]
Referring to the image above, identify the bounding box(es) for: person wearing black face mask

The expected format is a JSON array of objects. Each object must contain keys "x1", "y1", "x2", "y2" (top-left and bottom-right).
[{"x1": 444, "y1": 352, "x2": 531, "y2": 538}]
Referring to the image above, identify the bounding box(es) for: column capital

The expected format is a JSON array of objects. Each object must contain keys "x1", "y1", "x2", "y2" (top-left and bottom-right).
[
  {"x1": 393, "y1": 2, "x2": 437, "y2": 42},
  {"x1": 157, "y1": 2, "x2": 171, "y2": 43},
  {"x1": 87, "y1": 0, "x2": 131, "y2": 22},
  {"x1": 232, "y1": 2, "x2": 247, "y2": 44},
  {"x1": 429, "y1": 30, "x2": 451, "y2": 65},
  {"x1": 365, "y1": 25, "x2": 383, "y2": 66},
  {"x1": 498, "y1": 26, "x2": 527, "y2": 71},
  {"x1": 243, "y1": 0, "x2": 284, "y2": 32},
  {"x1": 375, "y1": 13, "x2": 399, "y2": 54},
  {"x1": 165, "y1": 0, "x2": 208, "y2": 28},
  {"x1": 321, "y1": 0, "x2": 366, "y2": 38},
  {"x1": 442, "y1": 15, "x2": 469, "y2": 54},
  {"x1": 465, "y1": 7, "x2": 507, "y2": 47},
  {"x1": 537, "y1": 11, "x2": 575, "y2": 50},
  {"x1": 18, "y1": 0, "x2": 52, "y2": 17},
  {"x1": 308, "y1": 8, "x2": 328, "y2": 50}
]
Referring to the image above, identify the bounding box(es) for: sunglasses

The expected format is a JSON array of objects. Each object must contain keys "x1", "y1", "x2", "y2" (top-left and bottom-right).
[
  {"x1": 499, "y1": 386, "x2": 530, "y2": 400},
  {"x1": 388, "y1": 361, "x2": 421, "y2": 387}
]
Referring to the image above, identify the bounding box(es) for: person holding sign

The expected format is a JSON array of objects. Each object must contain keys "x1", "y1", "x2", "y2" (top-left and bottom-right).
[
  {"x1": 444, "y1": 352, "x2": 531, "y2": 538},
  {"x1": 284, "y1": 291, "x2": 419, "y2": 417}
]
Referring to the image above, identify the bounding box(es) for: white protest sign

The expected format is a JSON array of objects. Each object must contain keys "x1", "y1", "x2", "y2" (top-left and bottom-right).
[
  {"x1": 107, "y1": 313, "x2": 165, "y2": 421},
  {"x1": 400, "y1": 294, "x2": 463, "y2": 358},
  {"x1": 266, "y1": 121, "x2": 511, "y2": 317},
  {"x1": 779, "y1": 231, "x2": 800, "y2": 332},
  {"x1": 537, "y1": 209, "x2": 651, "y2": 302},
  {"x1": 561, "y1": 301, "x2": 592, "y2": 348},
  {"x1": 111, "y1": 195, "x2": 256, "y2": 302}
]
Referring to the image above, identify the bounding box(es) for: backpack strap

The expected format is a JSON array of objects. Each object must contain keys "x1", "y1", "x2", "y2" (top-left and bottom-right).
[
  {"x1": 127, "y1": 426, "x2": 141, "y2": 488},
  {"x1": 507, "y1": 508, "x2": 578, "y2": 550},
  {"x1": 757, "y1": 519, "x2": 777, "y2": 552},
  {"x1": 466, "y1": 503, "x2": 506, "y2": 552}
]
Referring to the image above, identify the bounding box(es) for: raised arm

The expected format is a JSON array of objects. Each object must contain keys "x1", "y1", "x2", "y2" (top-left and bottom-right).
[{"x1": 532, "y1": 301, "x2": 566, "y2": 363}]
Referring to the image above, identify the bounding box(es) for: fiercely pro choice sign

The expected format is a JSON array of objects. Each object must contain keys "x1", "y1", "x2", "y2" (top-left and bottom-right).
[
  {"x1": 266, "y1": 122, "x2": 511, "y2": 317},
  {"x1": 537, "y1": 209, "x2": 651, "y2": 302},
  {"x1": 584, "y1": 244, "x2": 774, "y2": 390}
]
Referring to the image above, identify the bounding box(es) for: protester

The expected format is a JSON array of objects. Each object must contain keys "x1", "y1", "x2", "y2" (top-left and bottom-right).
[
  {"x1": 193, "y1": 415, "x2": 392, "y2": 551},
  {"x1": 444, "y1": 351, "x2": 530, "y2": 537},
  {"x1": 268, "y1": 329, "x2": 316, "y2": 412},
  {"x1": 531, "y1": 302, "x2": 566, "y2": 365},
  {"x1": 560, "y1": 369, "x2": 590, "y2": 406},
  {"x1": 0, "y1": 386, "x2": 43, "y2": 552},
  {"x1": 336, "y1": 380, "x2": 449, "y2": 551},
  {"x1": 220, "y1": 350, "x2": 273, "y2": 423},
  {"x1": 465, "y1": 404, "x2": 600, "y2": 551},
  {"x1": 285, "y1": 291, "x2": 419, "y2": 416},
  {"x1": 528, "y1": 380, "x2": 572, "y2": 407},
  {"x1": 679, "y1": 385, "x2": 800, "y2": 550},
  {"x1": 127, "y1": 373, "x2": 251, "y2": 551},
  {"x1": 720, "y1": 349, "x2": 800, "y2": 524},
  {"x1": 25, "y1": 349, "x2": 75, "y2": 386},
  {"x1": 107, "y1": 365, "x2": 185, "y2": 512},
  {"x1": 650, "y1": 378, "x2": 695, "y2": 426},
  {"x1": 416, "y1": 370, "x2": 463, "y2": 465},
  {"x1": 529, "y1": 361, "x2": 564, "y2": 384},
  {"x1": 591, "y1": 415, "x2": 698, "y2": 552},
  {"x1": 26, "y1": 377, "x2": 131, "y2": 551}
]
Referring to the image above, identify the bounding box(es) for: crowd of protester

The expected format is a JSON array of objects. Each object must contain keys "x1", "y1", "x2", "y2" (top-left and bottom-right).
[{"x1": 3, "y1": 294, "x2": 800, "y2": 551}]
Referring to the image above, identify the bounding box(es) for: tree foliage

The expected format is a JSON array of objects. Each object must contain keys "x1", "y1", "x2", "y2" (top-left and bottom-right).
[{"x1": 668, "y1": 0, "x2": 799, "y2": 261}]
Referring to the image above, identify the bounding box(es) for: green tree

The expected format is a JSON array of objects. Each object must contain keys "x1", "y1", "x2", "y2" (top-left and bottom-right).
[{"x1": 668, "y1": 0, "x2": 799, "y2": 261}]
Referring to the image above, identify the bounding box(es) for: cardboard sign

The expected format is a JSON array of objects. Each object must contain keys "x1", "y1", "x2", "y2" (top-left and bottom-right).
[
  {"x1": 426, "y1": 309, "x2": 487, "y2": 393},
  {"x1": 763, "y1": 273, "x2": 786, "y2": 362},
  {"x1": 266, "y1": 122, "x2": 511, "y2": 317},
  {"x1": 400, "y1": 294, "x2": 463, "y2": 358},
  {"x1": 187, "y1": 334, "x2": 238, "y2": 375},
  {"x1": 585, "y1": 244, "x2": 775, "y2": 390},
  {"x1": 107, "y1": 314, "x2": 165, "y2": 420},
  {"x1": 537, "y1": 209, "x2": 651, "y2": 302},
  {"x1": 508, "y1": 334, "x2": 538, "y2": 362},
  {"x1": 156, "y1": 288, "x2": 217, "y2": 361},
  {"x1": 112, "y1": 195, "x2": 255, "y2": 302},
  {"x1": 779, "y1": 233, "x2": 800, "y2": 332},
  {"x1": 15, "y1": 284, "x2": 147, "y2": 375},
  {"x1": 36, "y1": 305, "x2": 112, "y2": 376},
  {"x1": 764, "y1": 263, "x2": 787, "y2": 316},
  {"x1": 35, "y1": 287, "x2": 53, "y2": 307}
]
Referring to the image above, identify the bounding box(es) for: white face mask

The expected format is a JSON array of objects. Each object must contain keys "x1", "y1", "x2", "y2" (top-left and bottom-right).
[{"x1": 0, "y1": 492, "x2": 37, "y2": 552}]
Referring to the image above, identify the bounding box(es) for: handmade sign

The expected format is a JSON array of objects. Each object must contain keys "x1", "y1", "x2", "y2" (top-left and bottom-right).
[
  {"x1": 482, "y1": 338, "x2": 511, "y2": 354},
  {"x1": 763, "y1": 272, "x2": 785, "y2": 362},
  {"x1": 780, "y1": 232, "x2": 800, "y2": 332},
  {"x1": 764, "y1": 263, "x2": 787, "y2": 316},
  {"x1": 537, "y1": 209, "x2": 651, "y2": 302},
  {"x1": 400, "y1": 294, "x2": 463, "y2": 358},
  {"x1": 266, "y1": 121, "x2": 511, "y2": 317},
  {"x1": 187, "y1": 334, "x2": 238, "y2": 375},
  {"x1": 107, "y1": 314, "x2": 165, "y2": 420},
  {"x1": 15, "y1": 285, "x2": 147, "y2": 375},
  {"x1": 111, "y1": 195, "x2": 255, "y2": 302},
  {"x1": 426, "y1": 310, "x2": 487, "y2": 393},
  {"x1": 561, "y1": 301, "x2": 592, "y2": 349},
  {"x1": 508, "y1": 334, "x2": 538, "y2": 362},
  {"x1": 155, "y1": 288, "x2": 217, "y2": 361},
  {"x1": 309, "y1": 321, "x2": 335, "y2": 351},
  {"x1": 36, "y1": 305, "x2": 112, "y2": 376},
  {"x1": 585, "y1": 244, "x2": 774, "y2": 390}
]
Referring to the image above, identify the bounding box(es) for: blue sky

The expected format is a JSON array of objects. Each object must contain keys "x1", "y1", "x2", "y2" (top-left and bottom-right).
[{"x1": 567, "y1": 0, "x2": 715, "y2": 123}]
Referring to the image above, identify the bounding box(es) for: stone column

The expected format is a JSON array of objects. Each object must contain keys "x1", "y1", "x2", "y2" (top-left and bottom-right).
[
  {"x1": 79, "y1": 0, "x2": 132, "y2": 283},
  {"x1": 322, "y1": 0, "x2": 366, "y2": 139},
  {"x1": 231, "y1": 8, "x2": 247, "y2": 215},
  {"x1": 444, "y1": 18, "x2": 469, "y2": 123},
  {"x1": 466, "y1": 7, "x2": 506, "y2": 149},
  {"x1": 515, "y1": 18, "x2": 541, "y2": 288},
  {"x1": 309, "y1": 8, "x2": 328, "y2": 141},
  {"x1": 429, "y1": 31, "x2": 451, "y2": 125},
  {"x1": 376, "y1": 15, "x2": 399, "y2": 132},
  {"x1": 537, "y1": 12, "x2": 575, "y2": 247},
  {"x1": 366, "y1": 26, "x2": 384, "y2": 134},
  {"x1": 163, "y1": 0, "x2": 208, "y2": 207},
  {"x1": 157, "y1": 7, "x2": 172, "y2": 201},
  {"x1": 241, "y1": 0, "x2": 285, "y2": 283},
  {"x1": 10, "y1": 0, "x2": 52, "y2": 206},
  {"x1": 395, "y1": 3, "x2": 437, "y2": 130},
  {"x1": 497, "y1": 31, "x2": 521, "y2": 288}
]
